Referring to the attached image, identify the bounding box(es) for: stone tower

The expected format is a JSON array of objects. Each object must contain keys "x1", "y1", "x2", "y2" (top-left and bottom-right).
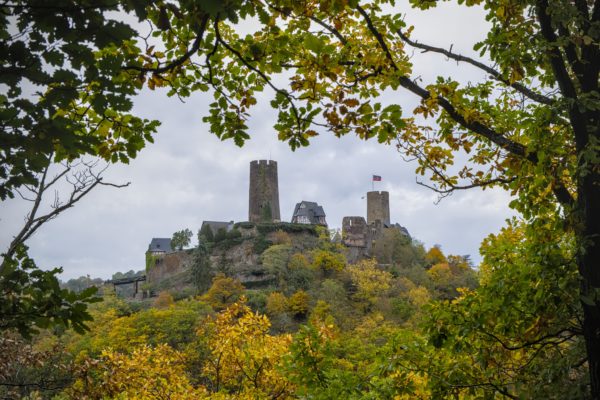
[
  {"x1": 249, "y1": 160, "x2": 281, "y2": 223},
  {"x1": 367, "y1": 191, "x2": 390, "y2": 225}
]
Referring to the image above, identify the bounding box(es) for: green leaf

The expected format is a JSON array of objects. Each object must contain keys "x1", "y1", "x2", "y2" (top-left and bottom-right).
[{"x1": 304, "y1": 34, "x2": 323, "y2": 53}]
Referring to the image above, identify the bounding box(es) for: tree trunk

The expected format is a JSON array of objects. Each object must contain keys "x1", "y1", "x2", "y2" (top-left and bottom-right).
[{"x1": 580, "y1": 171, "x2": 600, "y2": 398}]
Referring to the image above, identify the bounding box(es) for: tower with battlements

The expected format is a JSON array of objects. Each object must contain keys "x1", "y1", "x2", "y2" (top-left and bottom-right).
[
  {"x1": 367, "y1": 191, "x2": 390, "y2": 225},
  {"x1": 249, "y1": 160, "x2": 281, "y2": 223}
]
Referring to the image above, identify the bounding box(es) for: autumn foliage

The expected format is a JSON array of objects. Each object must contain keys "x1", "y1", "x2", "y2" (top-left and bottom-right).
[{"x1": 1, "y1": 226, "x2": 586, "y2": 399}]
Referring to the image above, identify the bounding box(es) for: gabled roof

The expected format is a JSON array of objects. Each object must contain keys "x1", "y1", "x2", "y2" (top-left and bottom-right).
[
  {"x1": 148, "y1": 238, "x2": 172, "y2": 253},
  {"x1": 292, "y1": 200, "x2": 327, "y2": 224}
]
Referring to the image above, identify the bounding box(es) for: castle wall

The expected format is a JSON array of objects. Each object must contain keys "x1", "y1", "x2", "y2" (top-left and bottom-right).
[
  {"x1": 147, "y1": 251, "x2": 192, "y2": 285},
  {"x1": 342, "y1": 216, "x2": 369, "y2": 247},
  {"x1": 147, "y1": 227, "x2": 318, "y2": 290},
  {"x1": 248, "y1": 160, "x2": 281, "y2": 223},
  {"x1": 342, "y1": 216, "x2": 372, "y2": 264},
  {"x1": 367, "y1": 191, "x2": 390, "y2": 225}
]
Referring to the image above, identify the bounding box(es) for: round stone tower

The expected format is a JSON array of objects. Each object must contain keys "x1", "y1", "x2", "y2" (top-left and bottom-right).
[
  {"x1": 367, "y1": 191, "x2": 390, "y2": 225},
  {"x1": 249, "y1": 160, "x2": 281, "y2": 223}
]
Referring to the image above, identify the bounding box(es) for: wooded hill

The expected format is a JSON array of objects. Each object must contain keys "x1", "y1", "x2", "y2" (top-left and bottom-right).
[{"x1": 2, "y1": 223, "x2": 587, "y2": 399}]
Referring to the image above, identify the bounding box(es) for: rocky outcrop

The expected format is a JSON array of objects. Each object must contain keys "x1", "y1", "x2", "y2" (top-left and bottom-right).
[{"x1": 147, "y1": 223, "x2": 319, "y2": 290}]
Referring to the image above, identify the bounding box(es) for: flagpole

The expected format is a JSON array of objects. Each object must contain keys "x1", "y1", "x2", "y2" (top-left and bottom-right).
[{"x1": 371, "y1": 174, "x2": 374, "y2": 191}]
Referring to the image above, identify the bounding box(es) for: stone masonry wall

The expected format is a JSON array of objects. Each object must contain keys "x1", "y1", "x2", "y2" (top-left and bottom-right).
[
  {"x1": 367, "y1": 191, "x2": 390, "y2": 225},
  {"x1": 147, "y1": 251, "x2": 192, "y2": 285},
  {"x1": 342, "y1": 216, "x2": 369, "y2": 247},
  {"x1": 146, "y1": 227, "x2": 318, "y2": 289},
  {"x1": 248, "y1": 160, "x2": 281, "y2": 223},
  {"x1": 342, "y1": 216, "x2": 371, "y2": 264}
]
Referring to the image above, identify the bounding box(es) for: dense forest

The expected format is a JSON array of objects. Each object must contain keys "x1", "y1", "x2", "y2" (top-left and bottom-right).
[{"x1": 0, "y1": 225, "x2": 587, "y2": 399}]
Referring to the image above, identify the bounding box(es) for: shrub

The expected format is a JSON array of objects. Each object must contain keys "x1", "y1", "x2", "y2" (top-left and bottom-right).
[{"x1": 253, "y1": 234, "x2": 272, "y2": 254}]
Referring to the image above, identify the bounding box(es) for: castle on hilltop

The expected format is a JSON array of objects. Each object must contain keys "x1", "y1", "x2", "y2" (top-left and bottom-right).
[{"x1": 146, "y1": 159, "x2": 410, "y2": 279}]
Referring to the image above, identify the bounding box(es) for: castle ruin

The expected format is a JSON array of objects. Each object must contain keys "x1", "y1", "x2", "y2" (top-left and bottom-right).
[
  {"x1": 342, "y1": 190, "x2": 409, "y2": 262},
  {"x1": 248, "y1": 160, "x2": 280, "y2": 223}
]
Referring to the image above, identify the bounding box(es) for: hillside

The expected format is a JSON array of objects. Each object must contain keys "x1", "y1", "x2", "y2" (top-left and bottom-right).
[
  {"x1": 5, "y1": 226, "x2": 486, "y2": 399},
  {"x1": 6, "y1": 219, "x2": 587, "y2": 400}
]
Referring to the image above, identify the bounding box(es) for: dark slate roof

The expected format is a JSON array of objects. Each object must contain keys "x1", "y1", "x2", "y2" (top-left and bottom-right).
[
  {"x1": 201, "y1": 220, "x2": 234, "y2": 233},
  {"x1": 148, "y1": 238, "x2": 172, "y2": 253},
  {"x1": 292, "y1": 201, "x2": 327, "y2": 223}
]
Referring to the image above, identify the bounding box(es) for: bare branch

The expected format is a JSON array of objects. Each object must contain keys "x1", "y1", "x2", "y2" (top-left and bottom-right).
[
  {"x1": 14, "y1": 189, "x2": 35, "y2": 202},
  {"x1": 45, "y1": 166, "x2": 71, "y2": 189},
  {"x1": 2, "y1": 161, "x2": 129, "y2": 266},
  {"x1": 5, "y1": 161, "x2": 51, "y2": 260},
  {"x1": 416, "y1": 176, "x2": 515, "y2": 195},
  {"x1": 97, "y1": 181, "x2": 130, "y2": 188}
]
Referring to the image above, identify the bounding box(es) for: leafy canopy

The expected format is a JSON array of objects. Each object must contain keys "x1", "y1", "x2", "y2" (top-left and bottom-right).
[
  {"x1": 0, "y1": 0, "x2": 159, "y2": 200},
  {"x1": 128, "y1": 1, "x2": 598, "y2": 393},
  {"x1": 172, "y1": 228, "x2": 193, "y2": 250}
]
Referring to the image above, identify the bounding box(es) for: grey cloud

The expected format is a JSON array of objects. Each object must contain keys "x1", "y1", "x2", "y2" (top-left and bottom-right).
[{"x1": 0, "y1": 3, "x2": 514, "y2": 280}]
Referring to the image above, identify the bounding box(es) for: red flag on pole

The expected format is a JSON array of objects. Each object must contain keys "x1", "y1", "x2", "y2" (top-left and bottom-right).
[{"x1": 372, "y1": 175, "x2": 382, "y2": 181}]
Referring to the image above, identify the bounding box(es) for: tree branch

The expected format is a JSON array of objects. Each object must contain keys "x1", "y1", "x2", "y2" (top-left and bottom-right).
[
  {"x1": 214, "y1": 21, "x2": 303, "y2": 133},
  {"x1": 479, "y1": 328, "x2": 576, "y2": 351},
  {"x1": 416, "y1": 176, "x2": 515, "y2": 195},
  {"x1": 357, "y1": 8, "x2": 513, "y2": 154},
  {"x1": 2, "y1": 161, "x2": 129, "y2": 266},
  {"x1": 397, "y1": 30, "x2": 554, "y2": 105},
  {"x1": 535, "y1": 0, "x2": 578, "y2": 101},
  {"x1": 536, "y1": 0, "x2": 594, "y2": 178},
  {"x1": 0, "y1": 2, "x2": 119, "y2": 11},
  {"x1": 357, "y1": 4, "x2": 576, "y2": 208},
  {"x1": 266, "y1": 2, "x2": 348, "y2": 45},
  {"x1": 4, "y1": 161, "x2": 53, "y2": 261},
  {"x1": 556, "y1": 24, "x2": 585, "y2": 84},
  {"x1": 124, "y1": 13, "x2": 210, "y2": 75},
  {"x1": 357, "y1": 5, "x2": 534, "y2": 159},
  {"x1": 309, "y1": 15, "x2": 347, "y2": 45}
]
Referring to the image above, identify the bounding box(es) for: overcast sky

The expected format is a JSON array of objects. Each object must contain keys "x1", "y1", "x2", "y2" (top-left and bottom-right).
[{"x1": 0, "y1": 2, "x2": 515, "y2": 280}]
